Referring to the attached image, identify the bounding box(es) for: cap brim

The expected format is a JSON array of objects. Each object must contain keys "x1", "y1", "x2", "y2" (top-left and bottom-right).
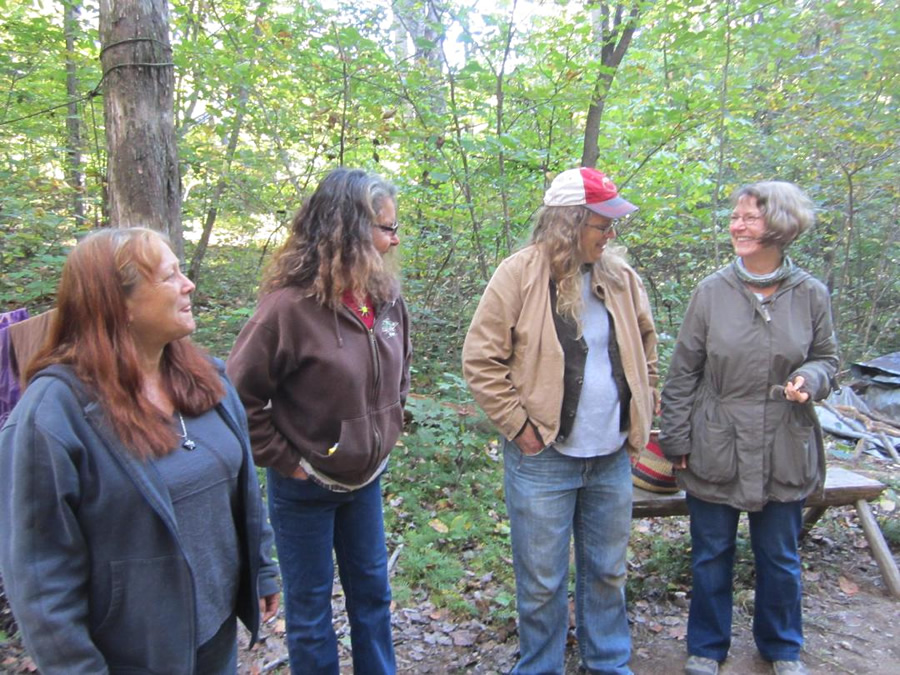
[{"x1": 585, "y1": 197, "x2": 638, "y2": 218}]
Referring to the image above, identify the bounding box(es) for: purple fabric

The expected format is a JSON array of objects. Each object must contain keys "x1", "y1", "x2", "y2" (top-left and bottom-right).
[{"x1": 0, "y1": 308, "x2": 31, "y2": 426}]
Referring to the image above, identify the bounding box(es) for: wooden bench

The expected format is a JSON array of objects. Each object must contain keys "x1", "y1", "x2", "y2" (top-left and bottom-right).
[{"x1": 632, "y1": 466, "x2": 900, "y2": 599}]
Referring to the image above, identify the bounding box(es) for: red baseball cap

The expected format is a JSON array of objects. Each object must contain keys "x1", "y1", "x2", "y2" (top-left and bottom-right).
[{"x1": 543, "y1": 167, "x2": 637, "y2": 218}]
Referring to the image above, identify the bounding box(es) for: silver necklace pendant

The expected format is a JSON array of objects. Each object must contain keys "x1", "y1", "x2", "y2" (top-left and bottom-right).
[{"x1": 177, "y1": 412, "x2": 197, "y2": 451}]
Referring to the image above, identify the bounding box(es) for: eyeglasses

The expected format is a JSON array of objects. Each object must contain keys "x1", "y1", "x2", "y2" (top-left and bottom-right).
[
  {"x1": 585, "y1": 219, "x2": 619, "y2": 235},
  {"x1": 729, "y1": 213, "x2": 763, "y2": 225},
  {"x1": 375, "y1": 222, "x2": 399, "y2": 235}
]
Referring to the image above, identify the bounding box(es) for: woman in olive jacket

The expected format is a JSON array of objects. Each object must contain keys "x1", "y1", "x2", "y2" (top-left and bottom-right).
[{"x1": 660, "y1": 182, "x2": 838, "y2": 675}]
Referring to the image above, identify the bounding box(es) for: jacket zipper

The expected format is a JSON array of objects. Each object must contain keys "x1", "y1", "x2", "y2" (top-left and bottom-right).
[
  {"x1": 343, "y1": 303, "x2": 384, "y2": 456},
  {"x1": 369, "y1": 328, "x2": 383, "y2": 453},
  {"x1": 368, "y1": 329, "x2": 382, "y2": 399}
]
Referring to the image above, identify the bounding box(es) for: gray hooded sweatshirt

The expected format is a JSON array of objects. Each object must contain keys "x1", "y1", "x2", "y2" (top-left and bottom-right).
[{"x1": 0, "y1": 363, "x2": 278, "y2": 674}]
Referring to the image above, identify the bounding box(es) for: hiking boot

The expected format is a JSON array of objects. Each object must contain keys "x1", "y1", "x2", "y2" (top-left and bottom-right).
[
  {"x1": 773, "y1": 661, "x2": 808, "y2": 675},
  {"x1": 685, "y1": 655, "x2": 720, "y2": 675}
]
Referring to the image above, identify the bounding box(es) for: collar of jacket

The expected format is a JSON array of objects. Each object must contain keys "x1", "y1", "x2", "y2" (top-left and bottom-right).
[
  {"x1": 588, "y1": 252, "x2": 630, "y2": 293},
  {"x1": 719, "y1": 263, "x2": 812, "y2": 297},
  {"x1": 718, "y1": 264, "x2": 814, "y2": 324}
]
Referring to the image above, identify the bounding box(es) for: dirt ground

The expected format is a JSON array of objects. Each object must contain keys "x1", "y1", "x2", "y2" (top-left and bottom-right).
[
  {"x1": 231, "y1": 578, "x2": 897, "y2": 674},
  {"x1": 227, "y1": 526, "x2": 897, "y2": 675},
  {"x1": 225, "y1": 460, "x2": 899, "y2": 675},
  {"x1": 2, "y1": 458, "x2": 897, "y2": 674}
]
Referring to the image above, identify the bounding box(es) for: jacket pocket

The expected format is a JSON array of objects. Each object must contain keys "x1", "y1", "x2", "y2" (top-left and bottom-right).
[
  {"x1": 771, "y1": 419, "x2": 816, "y2": 487},
  {"x1": 690, "y1": 419, "x2": 738, "y2": 484},
  {"x1": 314, "y1": 401, "x2": 403, "y2": 482},
  {"x1": 372, "y1": 400, "x2": 403, "y2": 457},
  {"x1": 93, "y1": 556, "x2": 193, "y2": 673}
]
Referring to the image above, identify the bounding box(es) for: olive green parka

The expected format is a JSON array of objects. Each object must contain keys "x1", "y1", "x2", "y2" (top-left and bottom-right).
[{"x1": 660, "y1": 264, "x2": 838, "y2": 511}]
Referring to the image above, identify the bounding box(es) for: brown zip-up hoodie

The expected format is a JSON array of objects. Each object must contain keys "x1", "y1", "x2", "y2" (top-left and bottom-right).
[{"x1": 227, "y1": 286, "x2": 411, "y2": 488}]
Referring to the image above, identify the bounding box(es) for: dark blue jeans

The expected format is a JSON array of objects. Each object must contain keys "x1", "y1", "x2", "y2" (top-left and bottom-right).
[
  {"x1": 267, "y1": 470, "x2": 395, "y2": 675},
  {"x1": 686, "y1": 495, "x2": 804, "y2": 663}
]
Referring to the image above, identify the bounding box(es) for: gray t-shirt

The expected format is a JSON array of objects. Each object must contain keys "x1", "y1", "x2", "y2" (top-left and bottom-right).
[
  {"x1": 154, "y1": 408, "x2": 242, "y2": 644},
  {"x1": 554, "y1": 272, "x2": 628, "y2": 457}
]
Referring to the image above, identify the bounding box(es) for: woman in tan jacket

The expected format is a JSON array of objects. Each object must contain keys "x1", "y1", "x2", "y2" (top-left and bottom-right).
[{"x1": 463, "y1": 167, "x2": 658, "y2": 675}]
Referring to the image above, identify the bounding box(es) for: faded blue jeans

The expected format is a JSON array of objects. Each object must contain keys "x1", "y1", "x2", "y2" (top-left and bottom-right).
[
  {"x1": 686, "y1": 495, "x2": 804, "y2": 663},
  {"x1": 267, "y1": 469, "x2": 395, "y2": 675},
  {"x1": 504, "y1": 441, "x2": 633, "y2": 675}
]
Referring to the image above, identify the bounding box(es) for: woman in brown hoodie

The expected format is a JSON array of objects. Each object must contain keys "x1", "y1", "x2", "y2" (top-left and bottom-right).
[{"x1": 227, "y1": 168, "x2": 411, "y2": 675}]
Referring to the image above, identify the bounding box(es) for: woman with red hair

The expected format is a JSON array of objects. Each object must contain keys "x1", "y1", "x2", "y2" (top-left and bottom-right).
[{"x1": 0, "y1": 227, "x2": 279, "y2": 674}]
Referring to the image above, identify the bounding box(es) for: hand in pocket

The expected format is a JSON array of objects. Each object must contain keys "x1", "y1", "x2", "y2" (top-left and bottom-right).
[{"x1": 514, "y1": 421, "x2": 545, "y2": 455}]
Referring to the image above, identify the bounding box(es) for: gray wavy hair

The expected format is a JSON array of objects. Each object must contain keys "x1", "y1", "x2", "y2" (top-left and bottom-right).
[
  {"x1": 262, "y1": 168, "x2": 399, "y2": 307},
  {"x1": 732, "y1": 181, "x2": 815, "y2": 249}
]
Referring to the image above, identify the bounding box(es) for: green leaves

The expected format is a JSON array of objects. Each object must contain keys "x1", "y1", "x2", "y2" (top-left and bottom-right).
[{"x1": 0, "y1": 0, "x2": 897, "y2": 365}]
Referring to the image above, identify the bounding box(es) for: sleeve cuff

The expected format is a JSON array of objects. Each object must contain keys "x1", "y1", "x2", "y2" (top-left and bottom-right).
[{"x1": 257, "y1": 573, "x2": 280, "y2": 599}]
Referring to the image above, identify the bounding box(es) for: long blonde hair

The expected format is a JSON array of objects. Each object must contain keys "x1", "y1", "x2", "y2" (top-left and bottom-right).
[
  {"x1": 262, "y1": 168, "x2": 399, "y2": 307},
  {"x1": 530, "y1": 205, "x2": 627, "y2": 333}
]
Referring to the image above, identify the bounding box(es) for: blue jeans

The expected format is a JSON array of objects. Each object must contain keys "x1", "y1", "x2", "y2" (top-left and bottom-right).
[
  {"x1": 504, "y1": 441, "x2": 633, "y2": 675},
  {"x1": 267, "y1": 470, "x2": 395, "y2": 675},
  {"x1": 686, "y1": 495, "x2": 804, "y2": 662}
]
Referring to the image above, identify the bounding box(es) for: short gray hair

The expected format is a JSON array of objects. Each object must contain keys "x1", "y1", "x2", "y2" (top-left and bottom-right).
[{"x1": 732, "y1": 181, "x2": 814, "y2": 248}]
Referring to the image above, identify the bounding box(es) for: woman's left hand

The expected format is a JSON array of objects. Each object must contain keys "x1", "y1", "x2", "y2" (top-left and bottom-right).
[
  {"x1": 784, "y1": 375, "x2": 809, "y2": 403},
  {"x1": 260, "y1": 592, "x2": 280, "y2": 623}
]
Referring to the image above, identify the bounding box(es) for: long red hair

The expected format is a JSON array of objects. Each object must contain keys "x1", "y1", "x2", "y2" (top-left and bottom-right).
[{"x1": 26, "y1": 227, "x2": 224, "y2": 459}]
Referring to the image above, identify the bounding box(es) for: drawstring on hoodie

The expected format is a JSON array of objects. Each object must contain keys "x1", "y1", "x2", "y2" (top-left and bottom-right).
[{"x1": 332, "y1": 307, "x2": 344, "y2": 347}]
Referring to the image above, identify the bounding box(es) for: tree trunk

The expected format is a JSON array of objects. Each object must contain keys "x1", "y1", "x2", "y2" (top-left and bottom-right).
[
  {"x1": 495, "y1": 2, "x2": 517, "y2": 254},
  {"x1": 832, "y1": 167, "x2": 856, "y2": 333},
  {"x1": 99, "y1": 0, "x2": 182, "y2": 257},
  {"x1": 395, "y1": 0, "x2": 447, "y2": 182},
  {"x1": 581, "y1": 1, "x2": 641, "y2": 168},
  {"x1": 63, "y1": 0, "x2": 85, "y2": 229},
  {"x1": 859, "y1": 205, "x2": 898, "y2": 356}
]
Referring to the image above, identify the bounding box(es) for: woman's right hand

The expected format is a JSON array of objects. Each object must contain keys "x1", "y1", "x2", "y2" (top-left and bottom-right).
[
  {"x1": 674, "y1": 455, "x2": 688, "y2": 470},
  {"x1": 784, "y1": 375, "x2": 810, "y2": 403},
  {"x1": 514, "y1": 421, "x2": 545, "y2": 456}
]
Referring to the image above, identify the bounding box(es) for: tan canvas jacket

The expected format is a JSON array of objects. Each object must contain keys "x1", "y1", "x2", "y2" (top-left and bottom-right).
[{"x1": 462, "y1": 245, "x2": 659, "y2": 457}]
